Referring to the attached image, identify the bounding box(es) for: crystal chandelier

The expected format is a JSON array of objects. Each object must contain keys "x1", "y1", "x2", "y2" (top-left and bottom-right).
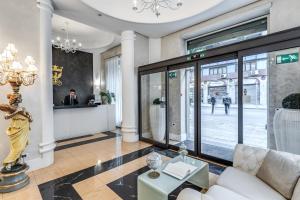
[
  {"x1": 132, "y1": 0, "x2": 182, "y2": 17},
  {"x1": 0, "y1": 44, "x2": 38, "y2": 87},
  {"x1": 52, "y1": 22, "x2": 82, "y2": 54}
]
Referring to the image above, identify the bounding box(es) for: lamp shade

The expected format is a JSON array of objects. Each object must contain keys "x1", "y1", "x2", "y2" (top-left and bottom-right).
[
  {"x1": 1, "y1": 50, "x2": 14, "y2": 63},
  {"x1": 11, "y1": 61, "x2": 23, "y2": 71},
  {"x1": 26, "y1": 64, "x2": 38, "y2": 73},
  {"x1": 6, "y1": 43, "x2": 18, "y2": 55}
]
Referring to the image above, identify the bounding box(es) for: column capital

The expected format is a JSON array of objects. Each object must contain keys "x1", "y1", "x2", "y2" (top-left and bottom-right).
[
  {"x1": 121, "y1": 30, "x2": 136, "y2": 42},
  {"x1": 37, "y1": 0, "x2": 54, "y2": 14}
]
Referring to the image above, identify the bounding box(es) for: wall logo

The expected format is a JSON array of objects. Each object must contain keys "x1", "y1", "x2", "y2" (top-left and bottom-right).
[{"x1": 52, "y1": 65, "x2": 63, "y2": 86}]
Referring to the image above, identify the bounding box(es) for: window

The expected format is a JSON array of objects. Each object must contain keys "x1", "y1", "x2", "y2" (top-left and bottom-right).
[
  {"x1": 202, "y1": 68, "x2": 209, "y2": 76},
  {"x1": 186, "y1": 18, "x2": 268, "y2": 54},
  {"x1": 227, "y1": 64, "x2": 236, "y2": 73},
  {"x1": 245, "y1": 63, "x2": 251, "y2": 71},
  {"x1": 105, "y1": 56, "x2": 122, "y2": 127}
]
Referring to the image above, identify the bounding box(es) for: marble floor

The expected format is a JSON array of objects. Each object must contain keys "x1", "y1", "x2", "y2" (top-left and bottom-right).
[{"x1": 0, "y1": 131, "x2": 225, "y2": 200}]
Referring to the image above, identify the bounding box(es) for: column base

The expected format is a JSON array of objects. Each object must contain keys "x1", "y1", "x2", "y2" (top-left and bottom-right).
[
  {"x1": 25, "y1": 140, "x2": 56, "y2": 171},
  {"x1": 121, "y1": 127, "x2": 138, "y2": 142},
  {"x1": 122, "y1": 132, "x2": 139, "y2": 142}
]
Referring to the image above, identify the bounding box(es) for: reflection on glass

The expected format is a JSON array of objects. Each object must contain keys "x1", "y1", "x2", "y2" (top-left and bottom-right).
[
  {"x1": 168, "y1": 66, "x2": 195, "y2": 151},
  {"x1": 200, "y1": 59, "x2": 238, "y2": 161},
  {"x1": 243, "y1": 53, "x2": 268, "y2": 149},
  {"x1": 141, "y1": 72, "x2": 166, "y2": 143}
]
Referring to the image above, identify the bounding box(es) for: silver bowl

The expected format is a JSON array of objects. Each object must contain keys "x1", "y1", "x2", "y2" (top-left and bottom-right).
[{"x1": 146, "y1": 152, "x2": 162, "y2": 179}]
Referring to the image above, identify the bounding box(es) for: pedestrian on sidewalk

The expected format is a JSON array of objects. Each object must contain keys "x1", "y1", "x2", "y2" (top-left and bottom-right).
[
  {"x1": 210, "y1": 94, "x2": 216, "y2": 114},
  {"x1": 223, "y1": 93, "x2": 232, "y2": 115}
]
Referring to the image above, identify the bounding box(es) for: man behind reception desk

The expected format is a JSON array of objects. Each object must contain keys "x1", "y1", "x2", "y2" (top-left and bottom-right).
[{"x1": 64, "y1": 89, "x2": 79, "y2": 105}]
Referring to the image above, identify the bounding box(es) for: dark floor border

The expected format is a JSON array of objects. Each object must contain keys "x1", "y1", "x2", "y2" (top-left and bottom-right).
[
  {"x1": 54, "y1": 131, "x2": 120, "y2": 151},
  {"x1": 56, "y1": 134, "x2": 94, "y2": 143},
  {"x1": 38, "y1": 146, "x2": 225, "y2": 200}
]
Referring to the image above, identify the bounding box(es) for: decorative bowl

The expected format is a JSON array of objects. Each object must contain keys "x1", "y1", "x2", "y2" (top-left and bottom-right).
[{"x1": 146, "y1": 152, "x2": 162, "y2": 179}]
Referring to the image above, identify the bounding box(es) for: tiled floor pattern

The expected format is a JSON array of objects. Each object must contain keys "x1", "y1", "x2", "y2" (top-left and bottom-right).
[
  {"x1": 54, "y1": 131, "x2": 120, "y2": 151},
  {"x1": 56, "y1": 133, "x2": 106, "y2": 147},
  {"x1": 1, "y1": 133, "x2": 225, "y2": 200}
]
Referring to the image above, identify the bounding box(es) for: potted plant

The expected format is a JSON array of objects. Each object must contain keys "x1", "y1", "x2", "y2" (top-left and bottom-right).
[{"x1": 100, "y1": 90, "x2": 115, "y2": 104}]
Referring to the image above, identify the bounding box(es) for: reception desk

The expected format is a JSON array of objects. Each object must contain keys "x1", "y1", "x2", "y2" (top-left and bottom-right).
[{"x1": 54, "y1": 104, "x2": 116, "y2": 140}]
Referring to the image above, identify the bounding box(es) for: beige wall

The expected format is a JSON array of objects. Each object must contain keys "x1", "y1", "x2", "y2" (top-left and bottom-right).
[
  {"x1": 269, "y1": 0, "x2": 300, "y2": 33},
  {"x1": 0, "y1": 0, "x2": 42, "y2": 163}
]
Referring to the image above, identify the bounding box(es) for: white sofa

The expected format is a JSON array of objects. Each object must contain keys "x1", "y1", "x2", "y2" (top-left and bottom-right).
[{"x1": 177, "y1": 144, "x2": 300, "y2": 200}]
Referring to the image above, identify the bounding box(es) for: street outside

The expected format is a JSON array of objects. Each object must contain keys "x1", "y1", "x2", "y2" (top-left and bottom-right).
[{"x1": 188, "y1": 105, "x2": 267, "y2": 151}]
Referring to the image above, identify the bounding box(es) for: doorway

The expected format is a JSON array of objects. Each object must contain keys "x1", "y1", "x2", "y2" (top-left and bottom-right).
[{"x1": 199, "y1": 54, "x2": 238, "y2": 161}]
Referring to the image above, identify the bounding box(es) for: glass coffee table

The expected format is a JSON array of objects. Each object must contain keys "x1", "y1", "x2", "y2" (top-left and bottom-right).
[{"x1": 137, "y1": 155, "x2": 209, "y2": 200}]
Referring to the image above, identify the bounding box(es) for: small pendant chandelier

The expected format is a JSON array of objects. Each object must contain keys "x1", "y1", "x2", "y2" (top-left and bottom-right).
[
  {"x1": 52, "y1": 22, "x2": 82, "y2": 54},
  {"x1": 132, "y1": 0, "x2": 183, "y2": 17}
]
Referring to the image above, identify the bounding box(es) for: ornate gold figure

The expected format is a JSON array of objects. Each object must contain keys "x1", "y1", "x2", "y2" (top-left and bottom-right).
[
  {"x1": 0, "y1": 84, "x2": 33, "y2": 169},
  {"x1": 0, "y1": 44, "x2": 37, "y2": 192},
  {"x1": 0, "y1": 44, "x2": 37, "y2": 171}
]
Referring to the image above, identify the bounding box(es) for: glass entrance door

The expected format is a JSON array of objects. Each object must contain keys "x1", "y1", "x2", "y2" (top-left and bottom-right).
[
  {"x1": 168, "y1": 63, "x2": 196, "y2": 152},
  {"x1": 140, "y1": 71, "x2": 167, "y2": 146},
  {"x1": 199, "y1": 55, "x2": 238, "y2": 162}
]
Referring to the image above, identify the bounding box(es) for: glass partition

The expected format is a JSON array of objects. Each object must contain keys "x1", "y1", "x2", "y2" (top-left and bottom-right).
[
  {"x1": 140, "y1": 72, "x2": 166, "y2": 144},
  {"x1": 168, "y1": 65, "x2": 195, "y2": 151},
  {"x1": 243, "y1": 53, "x2": 268, "y2": 148}
]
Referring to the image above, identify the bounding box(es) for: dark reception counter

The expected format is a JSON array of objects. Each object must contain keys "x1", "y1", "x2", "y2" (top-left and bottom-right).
[{"x1": 53, "y1": 104, "x2": 98, "y2": 110}]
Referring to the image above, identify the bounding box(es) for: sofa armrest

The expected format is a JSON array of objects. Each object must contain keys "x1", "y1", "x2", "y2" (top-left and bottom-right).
[
  {"x1": 292, "y1": 178, "x2": 300, "y2": 200},
  {"x1": 233, "y1": 144, "x2": 269, "y2": 175}
]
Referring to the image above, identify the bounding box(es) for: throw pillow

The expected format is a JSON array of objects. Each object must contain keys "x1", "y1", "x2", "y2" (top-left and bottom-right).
[
  {"x1": 233, "y1": 144, "x2": 269, "y2": 175},
  {"x1": 257, "y1": 150, "x2": 300, "y2": 199}
]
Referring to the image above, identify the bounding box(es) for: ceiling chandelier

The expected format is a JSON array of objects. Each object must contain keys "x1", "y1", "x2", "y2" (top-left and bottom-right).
[
  {"x1": 132, "y1": 0, "x2": 183, "y2": 17},
  {"x1": 52, "y1": 22, "x2": 82, "y2": 54}
]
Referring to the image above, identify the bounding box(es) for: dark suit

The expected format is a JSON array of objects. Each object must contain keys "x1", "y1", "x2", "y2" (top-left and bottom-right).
[
  {"x1": 223, "y1": 97, "x2": 232, "y2": 115},
  {"x1": 64, "y1": 95, "x2": 79, "y2": 105}
]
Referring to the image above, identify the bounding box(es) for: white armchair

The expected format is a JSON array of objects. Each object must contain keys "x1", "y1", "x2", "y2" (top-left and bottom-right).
[{"x1": 177, "y1": 144, "x2": 300, "y2": 200}]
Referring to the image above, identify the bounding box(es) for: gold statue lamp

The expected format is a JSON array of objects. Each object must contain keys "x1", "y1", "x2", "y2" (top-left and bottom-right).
[{"x1": 0, "y1": 44, "x2": 38, "y2": 193}]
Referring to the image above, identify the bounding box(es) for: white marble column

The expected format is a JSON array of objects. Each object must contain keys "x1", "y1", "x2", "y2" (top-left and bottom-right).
[
  {"x1": 37, "y1": 0, "x2": 56, "y2": 166},
  {"x1": 121, "y1": 30, "x2": 138, "y2": 142}
]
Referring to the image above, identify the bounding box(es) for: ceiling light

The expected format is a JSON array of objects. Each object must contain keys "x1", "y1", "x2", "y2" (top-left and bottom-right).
[
  {"x1": 132, "y1": 0, "x2": 183, "y2": 17},
  {"x1": 52, "y1": 22, "x2": 82, "y2": 53}
]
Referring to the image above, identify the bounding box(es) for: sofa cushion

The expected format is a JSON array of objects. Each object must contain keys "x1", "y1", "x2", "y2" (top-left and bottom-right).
[
  {"x1": 292, "y1": 178, "x2": 300, "y2": 200},
  {"x1": 217, "y1": 167, "x2": 286, "y2": 200},
  {"x1": 206, "y1": 185, "x2": 249, "y2": 200},
  {"x1": 257, "y1": 150, "x2": 300, "y2": 199},
  {"x1": 233, "y1": 144, "x2": 269, "y2": 175},
  {"x1": 176, "y1": 188, "x2": 214, "y2": 200}
]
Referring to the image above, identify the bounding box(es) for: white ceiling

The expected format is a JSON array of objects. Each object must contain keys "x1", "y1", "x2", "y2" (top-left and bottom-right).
[
  {"x1": 52, "y1": 0, "x2": 259, "y2": 38},
  {"x1": 81, "y1": 0, "x2": 224, "y2": 24},
  {"x1": 52, "y1": 14, "x2": 120, "y2": 50}
]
